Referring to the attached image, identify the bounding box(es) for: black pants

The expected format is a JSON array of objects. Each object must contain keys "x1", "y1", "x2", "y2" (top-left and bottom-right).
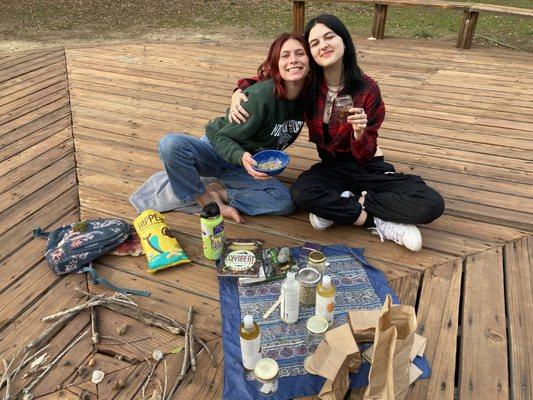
[{"x1": 290, "y1": 157, "x2": 445, "y2": 225}]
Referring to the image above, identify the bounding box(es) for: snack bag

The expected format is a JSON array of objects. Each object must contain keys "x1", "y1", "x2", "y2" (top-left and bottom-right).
[{"x1": 133, "y1": 209, "x2": 190, "y2": 273}]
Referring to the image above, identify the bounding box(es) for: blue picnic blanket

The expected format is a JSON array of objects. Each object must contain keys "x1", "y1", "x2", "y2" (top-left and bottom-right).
[{"x1": 219, "y1": 244, "x2": 430, "y2": 400}]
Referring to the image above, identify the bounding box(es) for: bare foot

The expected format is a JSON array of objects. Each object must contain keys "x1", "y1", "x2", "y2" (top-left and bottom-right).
[
  {"x1": 206, "y1": 181, "x2": 228, "y2": 203},
  {"x1": 209, "y1": 191, "x2": 244, "y2": 224}
]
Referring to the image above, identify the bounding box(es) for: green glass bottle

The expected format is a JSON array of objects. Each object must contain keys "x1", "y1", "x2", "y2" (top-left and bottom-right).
[{"x1": 200, "y1": 202, "x2": 224, "y2": 260}]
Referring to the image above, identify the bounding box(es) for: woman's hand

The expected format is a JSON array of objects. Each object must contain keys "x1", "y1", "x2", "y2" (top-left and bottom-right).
[
  {"x1": 348, "y1": 108, "x2": 367, "y2": 140},
  {"x1": 241, "y1": 152, "x2": 271, "y2": 180},
  {"x1": 228, "y1": 89, "x2": 250, "y2": 124}
]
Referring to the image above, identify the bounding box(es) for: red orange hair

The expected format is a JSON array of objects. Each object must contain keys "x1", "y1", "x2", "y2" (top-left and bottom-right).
[{"x1": 257, "y1": 33, "x2": 310, "y2": 99}]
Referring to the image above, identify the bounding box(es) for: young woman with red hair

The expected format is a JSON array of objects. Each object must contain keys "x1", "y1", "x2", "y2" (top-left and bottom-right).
[{"x1": 134, "y1": 33, "x2": 310, "y2": 223}]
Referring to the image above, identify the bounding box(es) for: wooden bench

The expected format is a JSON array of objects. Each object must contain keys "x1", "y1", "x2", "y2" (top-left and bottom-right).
[{"x1": 291, "y1": 0, "x2": 533, "y2": 49}]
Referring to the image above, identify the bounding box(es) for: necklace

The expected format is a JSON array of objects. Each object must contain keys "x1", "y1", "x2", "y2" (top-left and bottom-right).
[{"x1": 324, "y1": 84, "x2": 343, "y2": 123}]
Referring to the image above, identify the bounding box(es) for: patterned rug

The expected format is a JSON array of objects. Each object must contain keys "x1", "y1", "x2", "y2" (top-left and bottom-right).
[{"x1": 238, "y1": 250, "x2": 382, "y2": 379}]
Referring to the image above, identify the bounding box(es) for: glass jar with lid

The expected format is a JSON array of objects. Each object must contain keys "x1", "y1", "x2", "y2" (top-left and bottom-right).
[
  {"x1": 307, "y1": 250, "x2": 326, "y2": 275},
  {"x1": 254, "y1": 358, "x2": 279, "y2": 397},
  {"x1": 303, "y1": 315, "x2": 329, "y2": 374},
  {"x1": 297, "y1": 267, "x2": 321, "y2": 306}
]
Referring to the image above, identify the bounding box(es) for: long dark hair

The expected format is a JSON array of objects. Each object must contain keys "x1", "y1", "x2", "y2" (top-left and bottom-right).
[
  {"x1": 304, "y1": 14, "x2": 364, "y2": 114},
  {"x1": 257, "y1": 33, "x2": 310, "y2": 99}
]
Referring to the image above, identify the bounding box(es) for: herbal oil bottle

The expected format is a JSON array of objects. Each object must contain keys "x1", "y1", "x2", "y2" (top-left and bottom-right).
[
  {"x1": 315, "y1": 275, "x2": 335, "y2": 325},
  {"x1": 240, "y1": 315, "x2": 261, "y2": 370}
]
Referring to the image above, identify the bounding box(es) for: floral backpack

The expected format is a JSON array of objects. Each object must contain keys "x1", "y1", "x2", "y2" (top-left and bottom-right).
[{"x1": 34, "y1": 219, "x2": 150, "y2": 297}]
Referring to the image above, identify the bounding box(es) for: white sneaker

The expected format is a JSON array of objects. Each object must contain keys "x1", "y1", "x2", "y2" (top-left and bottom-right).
[
  {"x1": 370, "y1": 217, "x2": 422, "y2": 251},
  {"x1": 308, "y1": 191, "x2": 353, "y2": 230},
  {"x1": 309, "y1": 213, "x2": 334, "y2": 230}
]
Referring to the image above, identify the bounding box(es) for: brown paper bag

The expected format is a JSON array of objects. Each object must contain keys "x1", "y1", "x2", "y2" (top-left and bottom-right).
[
  {"x1": 363, "y1": 295, "x2": 417, "y2": 400},
  {"x1": 324, "y1": 324, "x2": 361, "y2": 373},
  {"x1": 348, "y1": 309, "x2": 382, "y2": 342},
  {"x1": 308, "y1": 323, "x2": 361, "y2": 400},
  {"x1": 308, "y1": 341, "x2": 348, "y2": 381},
  {"x1": 318, "y1": 358, "x2": 351, "y2": 400}
]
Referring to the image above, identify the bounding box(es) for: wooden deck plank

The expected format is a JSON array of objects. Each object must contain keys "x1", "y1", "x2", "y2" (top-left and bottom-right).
[
  {"x1": 0, "y1": 153, "x2": 75, "y2": 213},
  {"x1": 0, "y1": 70, "x2": 67, "y2": 108},
  {"x1": 172, "y1": 337, "x2": 224, "y2": 399},
  {"x1": 460, "y1": 248, "x2": 509, "y2": 398},
  {"x1": 0, "y1": 168, "x2": 77, "y2": 237},
  {"x1": 0, "y1": 51, "x2": 66, "y2": 84},
  {"x1": 503, "y1": 236, "x2": 533, "y2": 400},
  {"x1": 407, "y1": 259, "x2": 462, "y2": 400},
  {"x1": 0, "y1": 188, "x2": 78, "y2": 261},
  {"x1": 0, "y1": 274, "x2": 87, "y2": 357},
  {"x1": 0, "y1": 37, "x2": 531, "y2": 399},
  {"x1": 0, "y1": 134, "x2": 74, "y2": 192},
  {"x1": 95, "y1": 307, "x2": 184, "y2": 358}
]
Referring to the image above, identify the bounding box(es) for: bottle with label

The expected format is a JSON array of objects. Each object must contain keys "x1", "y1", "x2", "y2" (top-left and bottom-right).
[
  {"x1": 240, "y1": 315, "x2": 261, "y2": 370},
  {"x1": 200, "y1": 202, "x2": 224, "y2": 260},
  {"x1": 280, "y1": 272, "x2": 300, "y2": 324},
  {"x1": 315, "y1": 275, "x2": 335, "y2": 325}
]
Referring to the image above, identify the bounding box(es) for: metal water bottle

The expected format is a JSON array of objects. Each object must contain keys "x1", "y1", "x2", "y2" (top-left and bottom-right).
[{"x1": 200, "y1": 202, "x2": 224, "y2": 260}]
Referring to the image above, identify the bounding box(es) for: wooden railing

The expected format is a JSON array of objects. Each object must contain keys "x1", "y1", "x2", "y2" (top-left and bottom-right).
[{"x1": 291, "y1": 0, "x2": 533, "y2": 49}]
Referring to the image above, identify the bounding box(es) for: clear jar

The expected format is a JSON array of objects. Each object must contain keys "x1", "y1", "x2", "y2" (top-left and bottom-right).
[
  {"x1": 254, "y1": 358, "x2": 279, "y2": 397},
  {"x1": 333, "y1": 94, "x2": 354, "y2": 125},
  {"x1": 303, "y1": 315, "x2": 329, "y2": 374},
  {"x1": 307, "y1": 250, "x2": 326, "y2": 275},
  {"x1": 297, "y1": 267, "x2": 321, "y2": 306}
]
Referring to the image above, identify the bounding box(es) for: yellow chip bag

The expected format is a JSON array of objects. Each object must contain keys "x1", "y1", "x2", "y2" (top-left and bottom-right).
[{"x1": 133, "y1": 209, "x2": 190, "y2": 273}]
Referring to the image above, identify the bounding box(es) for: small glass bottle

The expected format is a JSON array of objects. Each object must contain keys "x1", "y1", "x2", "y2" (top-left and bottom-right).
[
  {"x1": 240, "y1": 315, "x2": 261, "y2": 370},
  {"x1": 254, "y1": 358, "x2": 279, "y2": 397},
  {"x1": 303, "y1": 315, "x2": 329, "y2": 374},
  {"x1": 297, "y1": 267, "x2": 321, "y2": 306},
  {"x1": 307, "y1": 250, "x2": 326, "y2": 275},
  {"x1": 315, "y1": 275, "x2": 336, "y2": 325}
]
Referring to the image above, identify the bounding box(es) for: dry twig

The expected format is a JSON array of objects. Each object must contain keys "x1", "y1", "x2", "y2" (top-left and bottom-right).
[
  {"x1": 90, "y1": 306, "x2": 100, "y2": 345},
  {"x1": 23, "y1": 330, "x2": 88, "y2": 397},
  {"x1": 101, "y1": 336, "x2": 151, "y2": 365}
]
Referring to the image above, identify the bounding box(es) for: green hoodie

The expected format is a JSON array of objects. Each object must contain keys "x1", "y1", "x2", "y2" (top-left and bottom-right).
[{"x1": 205, "y1": 79, "x2": 304, "y2": 166}]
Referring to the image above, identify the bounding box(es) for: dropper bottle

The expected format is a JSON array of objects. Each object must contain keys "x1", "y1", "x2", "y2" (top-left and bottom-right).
[
  {"x1": 315, "y1": 275, "x2": 336, "y2": 325},
  {"x1": 239, "y1": 315, "x2": 261, "y2": 370}
]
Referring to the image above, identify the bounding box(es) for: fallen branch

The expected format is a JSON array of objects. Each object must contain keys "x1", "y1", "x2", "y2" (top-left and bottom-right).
[
  {"x1": 101, "y1": 335, "x2": 150, "y2": 365},
  {"x1": 90, "y1": 307, "x2": 100, "y2": 345},
  {"x1": 189, "y1": 325, "x2": 196, "y2": 373},
  {"x1": 22, "y1": 330, "x2": 88, "y2": 397},
  {"x1": 166, "y1": 306, "x2": 194, "y2": 399}
]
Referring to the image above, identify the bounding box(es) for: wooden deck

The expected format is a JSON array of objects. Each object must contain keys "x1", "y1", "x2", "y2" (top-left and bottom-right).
[{"x1": 0, "y1": 37, "x2": 532, "y2": 399}]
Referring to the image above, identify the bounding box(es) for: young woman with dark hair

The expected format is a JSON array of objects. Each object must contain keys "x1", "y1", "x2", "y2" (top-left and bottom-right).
[
  {"x1": 230, "y1": 15, "x2": 445, "y2": 251},
  {"x1": 139, "y1": 33, "x2": 310, "y2": 224}
]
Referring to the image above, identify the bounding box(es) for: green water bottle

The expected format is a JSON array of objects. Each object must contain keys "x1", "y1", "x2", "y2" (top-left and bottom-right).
[{"x1": 200, "y1": 202, "x2": 225, "y2": 260}]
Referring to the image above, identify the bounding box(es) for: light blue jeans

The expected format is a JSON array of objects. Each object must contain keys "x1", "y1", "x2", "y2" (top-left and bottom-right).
[{"x1": 158, "y1": 133, "x2": 295, "y2": 216}]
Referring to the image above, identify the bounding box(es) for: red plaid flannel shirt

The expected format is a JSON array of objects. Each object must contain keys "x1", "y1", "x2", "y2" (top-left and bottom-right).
[{"x1": 237, "y1": 73, "x2": 385, "y2": 164}]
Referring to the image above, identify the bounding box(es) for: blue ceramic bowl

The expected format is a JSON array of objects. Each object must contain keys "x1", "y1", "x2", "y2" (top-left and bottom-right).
[{"x1": 252, "y1": 150, "x2": 290, "y2": 176}]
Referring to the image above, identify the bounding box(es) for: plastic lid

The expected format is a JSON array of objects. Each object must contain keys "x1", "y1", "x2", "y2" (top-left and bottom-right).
[
  {"x1": 322, "y1": 275, "x2": 331, "y2": 288},
  {"x1": 297, "y1": 268, "x2": 321, "y2": 287},
  {"x1": 308, "y1": 250, "x2": 325, "y2": 263},
  {"x1": 306, "y1": 315, "x2": 329, "y2": 334},
  {"x1": 254, "y1": 358, "x2": 279, "y2": 380},
  {"x1": 243, "y1": 315, "x2": 254, "y2": 329},
  {"x1": 286, "y1": 271, "x2": 296, "y2": 282},
  {"x1": 200, "y1": 202, "x2": 220, "y2": 218}
]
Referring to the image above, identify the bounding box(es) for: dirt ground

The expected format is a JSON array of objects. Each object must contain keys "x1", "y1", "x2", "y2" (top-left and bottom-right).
[{"x1": 0, "y1": 0, "x2": 531, "y2": 53}]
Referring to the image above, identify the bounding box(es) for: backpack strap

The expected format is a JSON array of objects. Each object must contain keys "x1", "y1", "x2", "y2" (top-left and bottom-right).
[
  {"x1": 33, "y1": 227, "x2": 50, "y2": 238},
  {"x1": 82, "y1": 264, "x2": 151, "y2": 297}
]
